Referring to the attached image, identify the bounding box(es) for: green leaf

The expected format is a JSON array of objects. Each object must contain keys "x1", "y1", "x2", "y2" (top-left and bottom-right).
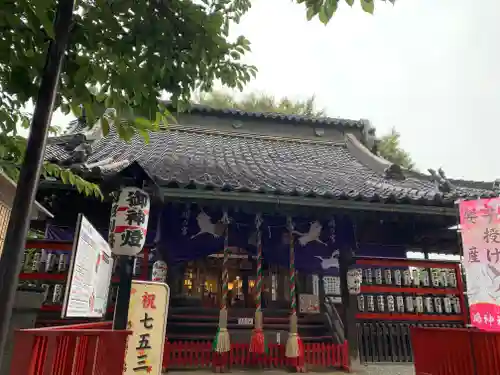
[
  {"x1": 345, "y1": 0, "x2": 355, "y2": 6},
  {"x1": 92, "y1": 184, "x2": 104, "y2": 200},
  {"x1": 68, "y1": 172, "x2": 76, "y2": 185},
  {"x1": 360, "y1": 0, "x2": 375, "y2": 14},
  {"x1": 87, "y1": 85, "x2": 99, "y2": 96},
  {"x1": 60, "y1": 103, "x2": 71, "y2": 115},
  {"x1": 320, "y1": 0, "x2": 338, "y2": 24},
  {"x1": 101, "y1": 116, "x2": 110, "y2": 136},
  {"x1": 134, "y1": 117, "x2": 154, "y2": 130},
  {"x1": 21, "y1": 118, "x2": 30, "y2": 129},
  {"x1": 60, "y1": 169, "x2": 70, "y2": 184},
  {"x1": 306, "y1": 7, "x2": 318, "y2": 21},
  {"x1": 75, "y1": 179, "x2": 84, "y2": 194},
  {"x1": 154, "y1": 111, "x2": 162, "y2": 128},
  {"x1": 84, "y1": 184, "x2": 92, "y2": 196},
  {"x1": 44, "y1": 162, "x2": 61, "y2": 178},
  {"x1": 96, "y1": 92, "x2": 107, "y2": 103},
  {"x1": 138, "y1": 129, "x2": 150, "y2": 144},
  {"x1": 32, "y1": 6, "x2": 55, "y2": 39}
]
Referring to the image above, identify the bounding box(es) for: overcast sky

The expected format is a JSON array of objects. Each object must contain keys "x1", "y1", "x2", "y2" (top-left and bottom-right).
[{"x1": 52, "y1": 0, "x2": 500, "y2": 182}]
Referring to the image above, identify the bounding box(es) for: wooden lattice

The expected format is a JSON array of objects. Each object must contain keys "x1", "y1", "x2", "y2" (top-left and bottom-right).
[{"x1": 0, "y1": 201, "x2": 11, "y2": 256}]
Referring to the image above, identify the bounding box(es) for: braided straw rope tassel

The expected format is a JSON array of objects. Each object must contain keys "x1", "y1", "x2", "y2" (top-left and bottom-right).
[
  {"x1": 249, "y1": 213, "x2": 266, "y2": 354},
  {"x1": 213, "y1": 211, "x2": 231, "y2": 354},
  {"x1": 285, "y1": 217, "x2": 304, "y2": 365}
]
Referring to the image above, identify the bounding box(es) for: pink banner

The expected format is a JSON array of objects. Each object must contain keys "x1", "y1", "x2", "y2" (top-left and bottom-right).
[{"x1": 459, "y1": 198, "x2": 500, "y2": 331}]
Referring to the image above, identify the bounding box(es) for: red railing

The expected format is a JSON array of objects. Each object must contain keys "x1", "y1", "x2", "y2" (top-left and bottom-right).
[
  {"x1": 10, "y1": 322, "x2": 130, "y2": 375},
  {"x1": 411, "y1": 327, "x2": 500, "y2": 375},
  {"x1": 162, "y1": 340, "x2": 349, "y2": 371}
]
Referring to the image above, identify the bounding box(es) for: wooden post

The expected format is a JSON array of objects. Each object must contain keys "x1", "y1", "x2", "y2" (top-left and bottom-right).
[
  {"x1": 113, "y1": 256, "x2": 134, "y2": 330},
  {"x1": 339, "y1": 247, "x2": 360, "y2": 369}
]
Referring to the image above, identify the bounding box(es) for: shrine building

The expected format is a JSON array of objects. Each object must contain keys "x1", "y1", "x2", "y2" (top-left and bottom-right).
[{"x1": 24, "y1": 105, "x2": 498, "y2": 366}]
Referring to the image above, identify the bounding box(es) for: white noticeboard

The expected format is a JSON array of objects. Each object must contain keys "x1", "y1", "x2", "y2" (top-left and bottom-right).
[{"x1": 62, "y1": 214, "x2": 114, "y2": 318}]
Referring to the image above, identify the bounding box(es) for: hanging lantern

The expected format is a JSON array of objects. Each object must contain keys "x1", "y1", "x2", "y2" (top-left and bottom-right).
[
  {"x1": 347, "y1": 268, "x2": 363, "y2": 295},
  {"x1": 108, "y1": 187, "x2": 150, "y2": 256},
  {"x1": 152, "y1": 260, "x2": 168, "y2": 282}
]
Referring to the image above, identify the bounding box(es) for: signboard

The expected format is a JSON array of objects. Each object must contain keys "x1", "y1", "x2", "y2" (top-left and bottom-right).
[
  {"x1": 299, "y1": 294, "x2": 320, "y2": 314},
  {"x1": 237, "y1": 317, "x2": 253, "y2": 325},
  {"x1": 123, "y1": 281, "x2": 170, "y2": 375},
  {"x1": 460, "y1": 198, "x2": 500, "y2": 331},
  {"x1": 62, "y1": 214, "x2": 113, "y2": 318}
]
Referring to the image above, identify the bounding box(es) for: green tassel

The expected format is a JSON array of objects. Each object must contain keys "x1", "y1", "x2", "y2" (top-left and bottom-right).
[{"x1": 213, "y1": 327, "x2": 220, "y2": 351}]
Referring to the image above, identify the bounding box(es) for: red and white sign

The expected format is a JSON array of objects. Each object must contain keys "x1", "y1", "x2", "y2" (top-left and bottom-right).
[
  {"x1": 460, "y1": 197, "x2": 500, "y2": 331},
  {"x1": 109, "y1": 187, "x2": 150, "y2": 256}
]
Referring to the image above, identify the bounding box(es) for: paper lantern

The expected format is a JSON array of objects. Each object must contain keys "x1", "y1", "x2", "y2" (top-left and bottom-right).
[
  {"x1": 152, "y1": 260, "x2": 168, "y2": 282},
  {"x1": 108, "y1": 187, "x2": 150, "y2": 256},
  {"x1": 346, "y1": 268, "x2": 363, "y2": 295}
]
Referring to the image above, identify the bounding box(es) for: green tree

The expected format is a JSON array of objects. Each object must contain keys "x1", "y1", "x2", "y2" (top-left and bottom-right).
[
  {"x1": 0, "y1": 0, "x2": 255, "y2": 197},
  {"x1": 300, "y1": 0, "x2": 396, "y2": 24},
  {"x1": 198, "y1": 91, "x2": 414, "y2": 169},
  {"x1": 198, "y1": 91, "x2": 326, "y2": 117},
  {"x1": 376, "y1": 128, "x2": 414, "y2": 170}
]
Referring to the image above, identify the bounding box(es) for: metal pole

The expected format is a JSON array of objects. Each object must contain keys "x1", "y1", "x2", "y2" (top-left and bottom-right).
[
  {"x1": 0, "y1": 0, "x2": 75, "y2": 365},
  {"x1": 113, "y1": 256, "x2": 135, "y2": 330}
]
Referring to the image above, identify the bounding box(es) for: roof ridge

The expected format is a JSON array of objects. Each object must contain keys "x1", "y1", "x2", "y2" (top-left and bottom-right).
[
  {"x1": 163, "y1": 101, "x2": 366, "y2": 129},
  {"x1": 167, "y1": 124, "x2": 346, "y2": 146},
  {"x1": 405, "y1": 169, "x2": 495, "y2": 190}
]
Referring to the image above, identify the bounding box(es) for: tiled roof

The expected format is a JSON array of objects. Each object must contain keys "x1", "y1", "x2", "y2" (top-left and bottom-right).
[{"x1": 44, "y1": 127, "x2": 497, "y2": 207}]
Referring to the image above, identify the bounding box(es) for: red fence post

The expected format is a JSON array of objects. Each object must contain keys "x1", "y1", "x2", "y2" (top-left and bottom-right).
[
  {"x1": 82, "y1": 336, "x2": 98, "y2": 375},
  {"x1": 10, "y1": 324, "x2": 131, "y2": 375},
  {"x1": 471, "y1": 330, "x2": 500, "y2": 375},
  {"x1": 10, "y1": 332, "x2": 34, "y2": 375},
  {"x1": 411, "y1": 327, "x2": 477, "y2": 375}
]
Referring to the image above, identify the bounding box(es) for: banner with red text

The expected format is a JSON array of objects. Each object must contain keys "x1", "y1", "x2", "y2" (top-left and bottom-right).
[
  {"x1": 123, "y1": 281, "x2": 170, "y2": 375},
  {"x1": 460, "y1": 198, "x2": 500, "y2": 331}
]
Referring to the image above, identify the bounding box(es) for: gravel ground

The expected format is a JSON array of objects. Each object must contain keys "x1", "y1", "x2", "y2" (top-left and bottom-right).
[
  {"x1": 355, "y1": 364, "x2": 415, "y2": 375},
  {"x1": 166, "y1": 363, "x2": 416, "y2": 375}
]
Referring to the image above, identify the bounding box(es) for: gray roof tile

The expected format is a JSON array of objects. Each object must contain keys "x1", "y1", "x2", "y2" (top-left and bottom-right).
[{"x1": 44, "y1": 128, "x2": 497, "y2": 206}]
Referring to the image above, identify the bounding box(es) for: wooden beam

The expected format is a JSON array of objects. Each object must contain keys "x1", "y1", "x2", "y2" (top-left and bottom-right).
[{"x1": 161, "y1": 188, "x2": 457, "y2": 217}]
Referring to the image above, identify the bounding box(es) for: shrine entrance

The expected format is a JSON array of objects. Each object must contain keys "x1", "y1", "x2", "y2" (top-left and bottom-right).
[{"x1": 181, "y1": 247, "x2": 262, "y2": 308}]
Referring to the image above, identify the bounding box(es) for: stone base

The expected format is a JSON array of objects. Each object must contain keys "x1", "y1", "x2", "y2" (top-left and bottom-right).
[
  {"x1": 348, "y1": 357, "x2": 365, "y2": 373},
  {"x1": 0, "y1": 287, "x2": 44, "y2": 375}
]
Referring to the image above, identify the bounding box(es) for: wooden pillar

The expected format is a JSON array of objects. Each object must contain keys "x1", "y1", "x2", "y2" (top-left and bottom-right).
[
  {"x1": 305, "y1": 274, "x2": 313, "y2": 295},
  {"x1": 423, "y1": 247, "x2": 430, "y2": 260},
  {"x1": 167, "y1": 264, "x2": 184, "y2": 295},
  {"x1": 318, "y1": 274, "x2": 326, "y2": 313},
  {"x1": 243, "y1": 274, "x2": 249, "y2": 307},
  {"x1": 339, "y1": 248, "x2": 360, "y2": 366},
  {"x1": 278, "y1": 268, "x2": 286, "y2": 301}
]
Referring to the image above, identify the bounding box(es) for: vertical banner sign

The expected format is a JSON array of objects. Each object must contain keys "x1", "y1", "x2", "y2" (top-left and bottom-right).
[
  {"x1": 109, "y1": 187, "x2": 150, "y2": 256},
  {"x1": 460, "y1": 198, "x2": 500, "y2": 331},
  {"x1": 124, "y1": 281, "x2": 170, "y2": 375}
]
